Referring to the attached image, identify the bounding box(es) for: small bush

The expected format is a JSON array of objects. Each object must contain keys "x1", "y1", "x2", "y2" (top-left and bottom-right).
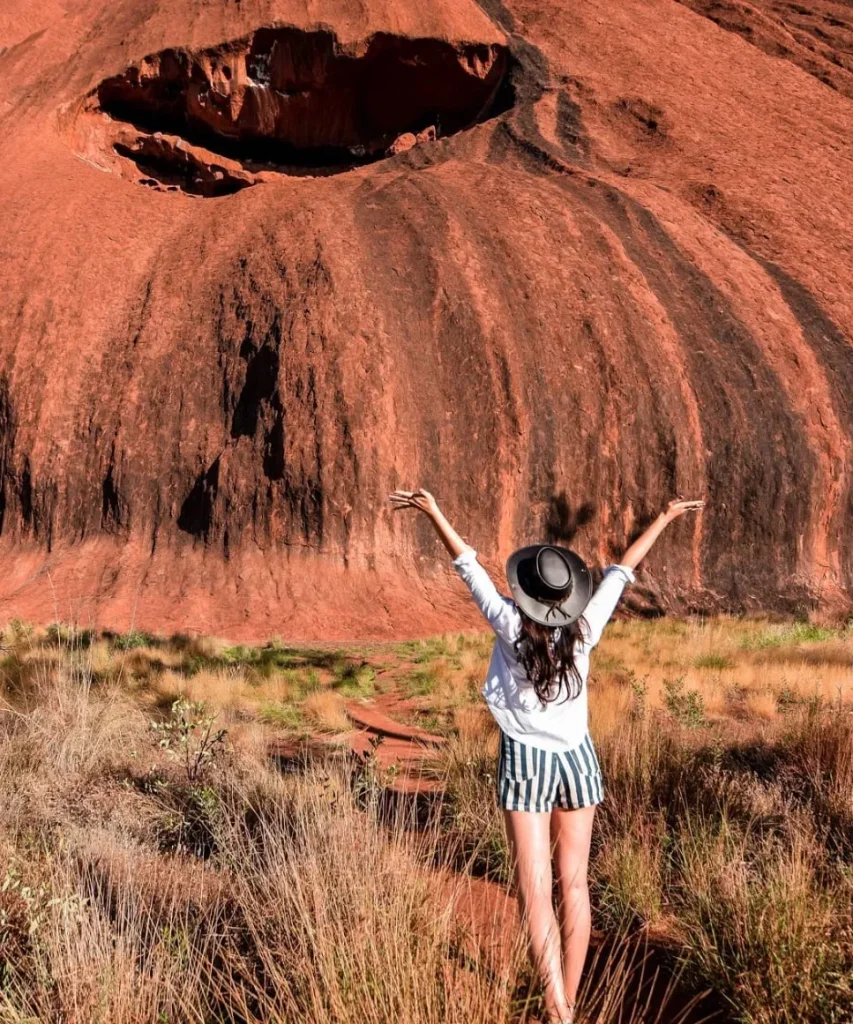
[
  {"x1": 112, "y1": 629, "x2": 156, "y2": 650},
  {"x1": 151, "y1": 698, "x2": 227, "y2": 785},
  {"x1": 260, "y1": 701, "x2": 306, "y2": 731},
  {"x1": 629, "y1": 672, "x2": 648, "y2": 721},
  {"x1": 694, "y1": 653, "x2": 732, "y2": 671},
  {"x1": 218, "y1": 643, "x2": 343, "y2": 675},
  {"x1": 331, "y1": 660, "x2": 375, "y2": 698},
  {"x1": 438, "y1": 734, "x2": 507, "y2": 880},
  {"x1": 3, "y1": 619, "x2": 34, "y2": 649},
  {"x1": 275, "y1": 667, "x2": 321, "y2": 698},
  {"x1": 397, "y1": 635, "x2": 455, "y2": 664},
  {"x1": 677, "y1": 819, "x2": 853, "y2": 1023},
  {"x1": 46, "y1": 622, "x2": 94, "y2": 649},
  {"x1": 155, "y1": 782, "x2": 222, "y2": 857},
  {"x1": 405, "y1": 666, "x2": 440, "y2": 697},
  {"x1": 662, "y1": 677, "x2": 706, "y2": 728},
  {"x1": 302, "y1": 690, "x2": 351, "y2": 733}
]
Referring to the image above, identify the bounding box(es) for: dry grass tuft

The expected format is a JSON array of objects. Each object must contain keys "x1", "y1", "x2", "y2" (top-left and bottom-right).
[{"x1": 302, "y1": 688, "x2": 352, "y2": 733}]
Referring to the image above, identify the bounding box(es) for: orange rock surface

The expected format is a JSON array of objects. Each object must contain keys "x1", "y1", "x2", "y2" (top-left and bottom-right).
[{"x1": 1, "y1": 0, "x2": 852, "y2": 639}]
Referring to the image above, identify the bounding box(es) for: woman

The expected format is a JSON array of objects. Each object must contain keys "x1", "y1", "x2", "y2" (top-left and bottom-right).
[{"x1": 389, "y1": 488, "x2": 704, "y2": 1024}]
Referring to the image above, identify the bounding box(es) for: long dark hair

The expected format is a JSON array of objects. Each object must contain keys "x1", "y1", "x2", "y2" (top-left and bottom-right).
[{"x1": 514, "y1": 611, "x2": 589, "y2": 704}]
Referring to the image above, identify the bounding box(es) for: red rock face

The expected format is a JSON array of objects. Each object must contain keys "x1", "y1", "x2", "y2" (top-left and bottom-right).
[
  {"x1": 1, "y1": 0, "x2": 852, "y2": 639},
  {"x1": 675, "y1": 0, "x2": 853, "y2": 99}
]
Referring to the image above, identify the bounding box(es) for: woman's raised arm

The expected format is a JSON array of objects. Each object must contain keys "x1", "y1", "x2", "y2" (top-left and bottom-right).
[
  {"x1": 579, "y1": 497, "x2": 705, "y2": 648},
  {"x1": 389, "y1": 488, "x2": 520, "y2": 640},
  {"x1": 388, "y1": 489, "x2": 471, "y2": 559},
  {"x1": 618, "y1": 498, "x2": 705, "y2": 570}
]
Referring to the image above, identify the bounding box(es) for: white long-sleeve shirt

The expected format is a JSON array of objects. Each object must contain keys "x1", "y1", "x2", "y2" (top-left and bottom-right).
[{"x1": 452, "y1": 549, "x2": 635, "y2": 751}]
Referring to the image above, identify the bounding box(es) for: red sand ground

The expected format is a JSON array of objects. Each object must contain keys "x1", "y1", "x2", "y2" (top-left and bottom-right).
[
  {"x1": 2, "y1": 0, "x2": 852, "y2": 640},
  {"x1": 268, "y1": 690, "x2": 446, "y2": 791}
]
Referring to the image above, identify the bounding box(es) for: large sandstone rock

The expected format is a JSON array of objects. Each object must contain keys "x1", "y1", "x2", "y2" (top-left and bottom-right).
[{"x1": 0, "y1": 0, "x2": 851, "y2": 639}]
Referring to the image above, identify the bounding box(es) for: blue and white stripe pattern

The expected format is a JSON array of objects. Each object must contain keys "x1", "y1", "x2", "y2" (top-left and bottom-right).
[{"x1": 497, "y1": 730, "x2": 604, "y2": 812}]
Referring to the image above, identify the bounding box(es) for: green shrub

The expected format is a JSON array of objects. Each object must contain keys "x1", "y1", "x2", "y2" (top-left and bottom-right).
[
  {"x1": 678, "y1": 818, "x2": 853, "y2": 1023},
  {"x1": 331, "y1": 661, "x2": 375, "y2": 698},
  {"x1": 5, "y1": 619, "x2": 34, "y2": 646},
  {"x1": 629, "y1": 672, "x2": 648, "y2": 721},
  {"x1": 270, "y1": 668, "x2": 320, "y2": 701},
  {"x1": 663, "y1": 677, "x2": 706, "y2": 728},
  {"x1": 151, "y1": 698, "x2": 226, "y2": 784},
  {"x1": 155, "y1": 782, "x2": 222, "y2": 858},
  {"x1": 694, "y1": 653, "x2": 733, "y2": 670},
  {"x1": 260, "y1": 702, "x2": 306, "y2": 731},
  {"x1": 202, "y1": 642, "x2": 345, "y2": 678},
  {"x1": 594, "y1": 826, "x2": 664, "y2": 928},
  {"x1": 404, "y1": 667, "x2": 439, "y2": 697},
  {"x1": 45, "y1": 622, "x2": 94, "y2": 648},
  {"x1": 113, "y1": 629, "x2": 156, "y2": 650}
]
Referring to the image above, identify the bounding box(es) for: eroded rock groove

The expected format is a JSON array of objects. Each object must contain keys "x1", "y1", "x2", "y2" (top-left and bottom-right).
[{"x1": 81, "y1": 27, "x2": 514, "y2": 193}]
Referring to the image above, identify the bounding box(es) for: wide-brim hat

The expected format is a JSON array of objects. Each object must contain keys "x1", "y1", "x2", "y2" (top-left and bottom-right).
[{"x1": 506, "y1": 544, "x2": 592, "y2": 627}]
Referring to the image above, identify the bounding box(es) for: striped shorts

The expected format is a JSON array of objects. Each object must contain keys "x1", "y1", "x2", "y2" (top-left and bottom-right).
[{"x1": 496, "y1": 731, "x2": 604, "y2": 812}]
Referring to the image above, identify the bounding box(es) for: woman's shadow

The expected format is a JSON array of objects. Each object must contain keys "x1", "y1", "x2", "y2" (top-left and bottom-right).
[{"x1": 544, "y1": 492, "x2": 596, "y2": 545}]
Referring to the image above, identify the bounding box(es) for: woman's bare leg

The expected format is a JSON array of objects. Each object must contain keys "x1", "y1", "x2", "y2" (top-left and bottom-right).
[
  {"x1": 550, "y1": 805, "x2": 596, "y2": 1010},
  {"x1": 504, "y1": 809, "x2": 572, "y2": 1023}
]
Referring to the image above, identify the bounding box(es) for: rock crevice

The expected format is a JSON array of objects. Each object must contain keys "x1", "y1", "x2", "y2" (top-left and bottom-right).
[{"x1": 79, "y1": 26, "x2": 514, "y2": 191}]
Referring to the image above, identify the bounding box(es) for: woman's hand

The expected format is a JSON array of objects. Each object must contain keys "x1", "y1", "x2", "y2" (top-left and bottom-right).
[
  {"x1": 619, "y1": 496, "x2": 706, "y2": 570},
  {"x1": 388, "y1": 488, "x2": 439, "y2": 517},
  {"x1": 388, "y1": 488, "x2": 471, "y2": 559},
  {"x1": 664, "y1": 498, "x2": 706, "y2": 521}
]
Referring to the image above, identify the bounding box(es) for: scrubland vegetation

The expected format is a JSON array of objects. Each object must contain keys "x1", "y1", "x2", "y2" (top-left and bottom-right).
[{"x1": 0, "y1": 615, "x2": 851, "y2": 1023}]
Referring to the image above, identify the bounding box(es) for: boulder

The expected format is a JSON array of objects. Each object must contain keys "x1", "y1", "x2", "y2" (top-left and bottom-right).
[
  {"x1": 386, "y1": 132, "x2": 418, "y2": 156},
  {"x1": 0, "y1": 0, "x2": 852, "y2": 638}
]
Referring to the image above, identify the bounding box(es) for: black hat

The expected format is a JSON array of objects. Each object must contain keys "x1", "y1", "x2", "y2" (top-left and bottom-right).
[{"x1": 505, "y1": 544, "x2": 592, "y2": 627}]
